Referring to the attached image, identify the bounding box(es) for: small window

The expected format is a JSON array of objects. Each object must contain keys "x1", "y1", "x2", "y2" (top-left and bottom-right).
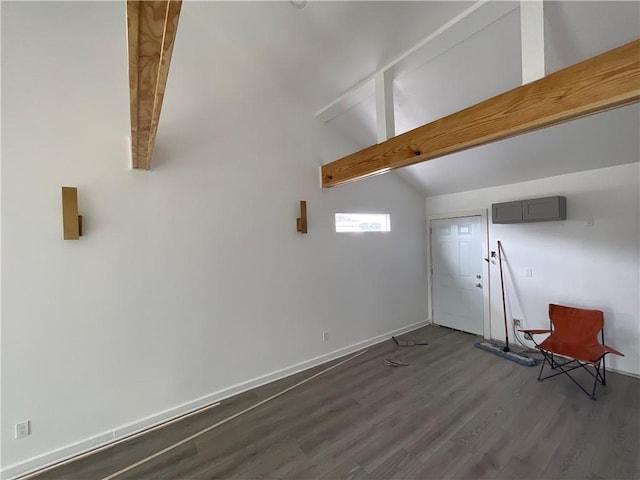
[{"x1": 335, "y1": 213, "x2": 391, "y2": 233}]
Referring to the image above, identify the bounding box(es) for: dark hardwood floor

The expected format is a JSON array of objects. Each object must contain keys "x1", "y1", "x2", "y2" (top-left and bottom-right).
[{"x1": 32, "y1": 326, "x2": 640, "y2": 480}]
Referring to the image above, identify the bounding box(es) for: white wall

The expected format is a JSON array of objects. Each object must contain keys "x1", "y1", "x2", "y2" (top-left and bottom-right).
[
  {"x1": 426, "y1": 163, "x2": 640, "y2": 377},
  {"x1": 0, "y1": 3, "x2": 428, "y2": 476}
]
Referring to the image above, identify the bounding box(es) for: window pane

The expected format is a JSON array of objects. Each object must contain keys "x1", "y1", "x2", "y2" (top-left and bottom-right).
[{"x1": 335, "y1": 213, "x2": 391, "y2": 233}]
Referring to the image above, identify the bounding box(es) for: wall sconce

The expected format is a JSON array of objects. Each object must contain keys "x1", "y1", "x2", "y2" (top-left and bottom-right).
[
  {"x1": 61, "y1": 186, "x2": 83, "y2": 240},
  {"x1": 296, "y1": 200, "x2": 307, "y2": 234}
]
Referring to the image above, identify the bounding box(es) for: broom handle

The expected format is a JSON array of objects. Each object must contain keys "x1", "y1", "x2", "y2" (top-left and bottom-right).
[{"x1": 497, "y1": 240, "x2": 509, "y2": 351}]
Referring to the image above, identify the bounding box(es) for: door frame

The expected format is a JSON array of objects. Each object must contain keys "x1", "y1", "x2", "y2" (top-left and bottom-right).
[{"x1": 427, "y1": 209, "x2": 491, "y2": 339}]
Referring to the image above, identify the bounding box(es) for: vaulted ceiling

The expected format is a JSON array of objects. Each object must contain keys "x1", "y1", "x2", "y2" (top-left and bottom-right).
[
  {"x1": 178, "y1": 1, "x2": 476, "y2": 111},
  {"x1": 163, "y1": 1, "x2": 639, "y2": 195}
]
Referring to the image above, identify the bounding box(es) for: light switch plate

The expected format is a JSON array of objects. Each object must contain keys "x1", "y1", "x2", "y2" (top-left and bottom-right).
[{"x1": 15, "y1": 421, "x2": 30, "y2": 439}]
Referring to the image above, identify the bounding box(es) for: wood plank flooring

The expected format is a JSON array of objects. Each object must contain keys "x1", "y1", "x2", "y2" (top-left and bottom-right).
[{"x1": 32, "y1": 326, "x2": 640, "y2": 479}]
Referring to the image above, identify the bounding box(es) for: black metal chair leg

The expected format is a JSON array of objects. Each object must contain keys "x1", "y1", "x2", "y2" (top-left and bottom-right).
[
  {"x1": 590, "y1": 362, "x2": 601, "y2": 400},
  {"x1": 538, "y1": 355, "x2": 547, "y2": 381},
  {"x1": 602, "y1": 356, "x2": 607, "y2": 386}
]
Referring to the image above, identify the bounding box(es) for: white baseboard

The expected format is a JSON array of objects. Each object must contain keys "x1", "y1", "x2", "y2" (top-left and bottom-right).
[
  {"x1": 2, "y1": 320, "x2": 428, "y2": 480},
  {"x1": 611, "y1": 368, "x2": 640, "y2": 379}
]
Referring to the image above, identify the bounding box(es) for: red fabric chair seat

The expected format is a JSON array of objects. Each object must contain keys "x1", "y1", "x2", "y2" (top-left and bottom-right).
[{"x1": 538, "y1": 336, "x2": 607, "y2": 364}]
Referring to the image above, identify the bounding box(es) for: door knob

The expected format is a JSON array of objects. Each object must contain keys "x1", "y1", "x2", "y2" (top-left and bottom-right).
[
  {"x1": 476, "y1": 275, "x2": 481, "y2": 279},
  {"x1": 475, "y1": 283, "x2": 482, "y2": 288}
]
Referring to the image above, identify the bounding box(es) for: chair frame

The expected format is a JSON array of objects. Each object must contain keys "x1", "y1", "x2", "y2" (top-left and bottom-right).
[
  {"x1": 521, "y1": 305, "x2": 622, "y2": 401},
  {"x1": 532, "y1": 330, "x2": 607, "y2": 400}
]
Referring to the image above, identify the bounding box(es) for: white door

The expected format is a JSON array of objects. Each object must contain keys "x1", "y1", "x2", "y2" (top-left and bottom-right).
[{"x1": 431, "y1": 216, "x2": 484, "y2": 335}]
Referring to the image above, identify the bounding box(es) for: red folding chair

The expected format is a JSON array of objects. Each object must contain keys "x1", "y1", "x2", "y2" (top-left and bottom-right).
[{"x1": 519, "y1": 304, "x2": 623, "y2": 400}]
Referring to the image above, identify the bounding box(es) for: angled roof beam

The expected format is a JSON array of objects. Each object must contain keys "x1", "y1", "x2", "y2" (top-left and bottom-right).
[
  {"x1": 127, "y1": 0, "x2": 182, "y2": 170},
  {"x1": 315, "y1": 1, "x2": 519, "y2": 123},
  {"x1": 321, "y1": 39, "x2": 640, "y2": 188}
]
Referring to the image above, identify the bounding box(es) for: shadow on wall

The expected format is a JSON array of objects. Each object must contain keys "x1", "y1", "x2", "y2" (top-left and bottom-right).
[{"x1": 497, "y1": 245, "x2": 535, "y2": 348}]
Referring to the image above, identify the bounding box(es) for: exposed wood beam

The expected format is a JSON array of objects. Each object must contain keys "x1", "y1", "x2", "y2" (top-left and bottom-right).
[
  {"x1": 322, "y1": 39, "x2": 640, "y2": 188},
  {"x1": 127, "y1": 0, "x2": 182, "y2": 170}
]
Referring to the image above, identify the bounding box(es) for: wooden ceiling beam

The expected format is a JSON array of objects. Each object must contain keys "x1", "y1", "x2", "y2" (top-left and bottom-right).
[
  {"x1": 127, "y1": 0, "x2": 182, "y2": 170},
  {"x1": 321, "y1": 38, "x2": 640, "y2": 188}
]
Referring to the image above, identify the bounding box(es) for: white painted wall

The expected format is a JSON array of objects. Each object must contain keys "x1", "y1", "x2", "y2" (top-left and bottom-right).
[
  {"x1": 426, "y1": 163, "x2": 640, "y2": 377},
  {"x1": 0, "y1": 3, "x2": 428, "y2": 476}
]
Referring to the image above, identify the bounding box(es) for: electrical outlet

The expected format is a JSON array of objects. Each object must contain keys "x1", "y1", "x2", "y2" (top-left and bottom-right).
[
  {"x1": 513, "y1": 318, "x2": 522, "y2": 328},
  {"x1": 525, "y1": 268, "x2": 533, "y2": 277},
  {"x1": 15, "y1": 421, "x2": 30, "y2": 440},
  {"x1": 322, "y1": 331, "x2": 328, "y2": 342}
]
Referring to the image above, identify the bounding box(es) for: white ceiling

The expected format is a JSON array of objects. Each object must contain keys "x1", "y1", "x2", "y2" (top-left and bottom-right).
[
  {"x1": 173, "y1": 1, "x2": 639, "y2": 196},
  {"x1": 181, "y1": 1, "x2": 474, "y2": 110}
]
